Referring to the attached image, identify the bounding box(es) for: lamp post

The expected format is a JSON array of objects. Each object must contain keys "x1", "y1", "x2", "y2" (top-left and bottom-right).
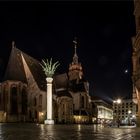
[
  {"x1": 128, "y1": 110, "x2": 132, "y2": 125},
  {"x1": 113, "y1": 98, "x2": 122, "y2": 127},
  {"x1": 40, "y1": 58, "x2": 60, "y2": 124}
]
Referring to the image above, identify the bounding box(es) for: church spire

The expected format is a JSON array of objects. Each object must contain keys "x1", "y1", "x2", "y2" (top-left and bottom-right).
[
  {"x1": 72, "y1": 37, "x2": 78, "y2": 64},
  {"x1": 12, "y1": 41, "x2": 16, "y2": 48}
]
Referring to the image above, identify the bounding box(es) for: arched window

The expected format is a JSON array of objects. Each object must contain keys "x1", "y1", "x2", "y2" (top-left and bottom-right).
[
  {"x1": 39, "y1": 95, "x2": 42, "y2": 110},
  {"x1": 22, "y1": 88, "x2": 27, "y2": 114},
  {"x1": 34, "y1": 97, "x2": 37, "y2": 106},
  {"x1": 0, "y1": 85, "x2": 1, "y2": 105},
  {"x1": 3, "y1": 85, "x2": 8, "y2": 111},
  {"x1": 81, "y1": 96, "x2": 84, "y2": 108},
  {"x1": 11, "y1": 86, "x2": 18, "y2": 114},
  {"x1": 138, "y1": 16, "x2": 140, "y2": 26},
  {"x1": 39, "y1": 95, "x2": 42, "y2": 106}
]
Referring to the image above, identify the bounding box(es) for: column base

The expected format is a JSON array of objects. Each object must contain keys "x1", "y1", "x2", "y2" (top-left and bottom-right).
[{"x1": 44, "y1": 119, "x2": 54, "y2": 125}]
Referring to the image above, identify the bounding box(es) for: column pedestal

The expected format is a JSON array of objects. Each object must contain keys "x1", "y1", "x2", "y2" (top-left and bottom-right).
[{"x1": 44, "y1": 119, "x2": 54, "y2": 124}]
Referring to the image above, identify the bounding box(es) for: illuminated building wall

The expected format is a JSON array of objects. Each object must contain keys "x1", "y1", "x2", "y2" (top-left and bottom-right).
[
  {"x1": 90, "y1": 97, "x2": 113, "y2": 124},
  {"x1": 113, "y1": 99, "x2": 137, "y2": 124},
  {"x1": 132, "y1": 0, "x2": 140, "y2": 125}
]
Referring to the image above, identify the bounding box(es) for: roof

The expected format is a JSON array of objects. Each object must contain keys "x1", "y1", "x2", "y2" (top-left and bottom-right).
[
  {"x1": 53, "y1": 73, "x2": 68, "y2": 90},
  {"x1": 21, "y1": 50, "x2": 46, "y2": 90},
  {"x1": 69, "y1": 79, "x2": 86, "y2": 92},
  {"x1": 56, "y1": 90, "x2": 72, "y2": 98},
  {"x1": 3, "y1": 45, "x2": 88, "y2": 95},
  {"x1": 4, "y1": 46, "x2": 47, "y2": 90},
  {"x1": 53, "y1": 73, "x2": 72, "y2": 98},
  {"x1": 4, "y1": 47, "x2": 27, "y2": 83}
]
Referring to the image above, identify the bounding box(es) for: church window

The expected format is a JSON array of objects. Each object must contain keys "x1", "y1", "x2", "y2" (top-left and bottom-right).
[
  {"x1": 35, "y1": 110, "x2": 38, "y2": 119},
  {"x1": 22, "y1": 88, "x2": 27, "y2": 114},
  {"x1": 11, "y1": 86, "x2": 18, "y2": 114},
  {"x1": 0, "y1": 86, "x2": 1, "y2": 104},
  {"x1": 39, "y1": 95, "x2": 42, "y2": 110},
  {"x1": 39, "y1": 95, "x2": 42, "y2": 105},
  {"x1": 34, "y1": 97, "x2": 37, "y2": 106},
  {"x1": 138, "y1": 16, "x2": 140, "y2": 26},
  {"x1": 81, "y1": 96, "x2": 84, "y2": 108},
  {"x1": 139, "y1": 57, "x2": 140, "y2": 65},
  {"x1": 0, "y1": 92, "x2": 1, "y2": 105}
]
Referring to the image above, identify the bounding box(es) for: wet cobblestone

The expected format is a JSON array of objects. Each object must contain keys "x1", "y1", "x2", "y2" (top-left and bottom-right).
[{"x1": 0, "y1": 123, "x2": 140, "y2": 140}]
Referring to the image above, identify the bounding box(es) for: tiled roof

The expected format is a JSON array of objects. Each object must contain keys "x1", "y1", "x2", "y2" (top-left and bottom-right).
[
  {"x1": 4, "y1": 47, "x2": 27, "y2": 83},
  {"x1": 21, "y1": 50, "x2": 46, "y2": 90},
  {"x1": 3, "y1": 46, "x2": 47, "y2": 90}
]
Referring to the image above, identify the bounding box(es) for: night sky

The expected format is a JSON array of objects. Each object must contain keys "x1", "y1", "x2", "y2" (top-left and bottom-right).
[{"x1": 0, "y1": 1, "x2": 135, "y2": 102}]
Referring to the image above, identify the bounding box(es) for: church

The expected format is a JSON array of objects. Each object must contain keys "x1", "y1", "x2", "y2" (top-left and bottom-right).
[{"x1": 0, "y1": 39, "x2": 92, "y2": 123}]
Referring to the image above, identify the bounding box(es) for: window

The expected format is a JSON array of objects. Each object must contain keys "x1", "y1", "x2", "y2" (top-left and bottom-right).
[
  {"x1": 0, "y1": 93, "x2": 1, "y2": 105},
  {"x1": 22, "y1": 88, "x2": 27, "y2": 114},
  {"x1": 81, "y1": 96, "x2": 84, "y2": 108},
  {"x1": 138, "y1": 16, "x2": 140, "y2": 26},
  {"x1": 39, "y1": 95, "x2": 42, "y2": 106},
  {"x1": 139, "y1": 57, "x2": 140, "y2": 65},
  {"x1": 11, "y1": 86, "x2": 18, "y2": 114},
  {"x1": 34, "y1": 97, "x2": 37, "y2": 106}
]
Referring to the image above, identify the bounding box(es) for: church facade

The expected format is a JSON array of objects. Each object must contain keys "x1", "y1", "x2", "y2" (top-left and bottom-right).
[{"x1": 0, "y1": 40, "x2": 92, "y2": 123}]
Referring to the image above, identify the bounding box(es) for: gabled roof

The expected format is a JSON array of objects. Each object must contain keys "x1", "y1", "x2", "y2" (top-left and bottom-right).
[
  {"x1": 3, "y1": 46, "x2": 46, "y2": 90},
  {"x1": 4, "y1": 46, "x2": 27, "y2": 83}
]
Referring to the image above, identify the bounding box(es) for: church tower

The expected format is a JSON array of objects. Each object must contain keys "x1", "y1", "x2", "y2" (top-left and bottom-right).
[
  {"x1": 68, "y1": 38, "x2": 91, "y2": 124},
  {"x1": 68, "y1": 38, "x2": 83, "y2": 81}
]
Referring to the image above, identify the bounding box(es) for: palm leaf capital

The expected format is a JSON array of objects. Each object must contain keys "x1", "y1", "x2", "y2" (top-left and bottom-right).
[{"x1": 40, "y1": 58, "x2": 60, "y2": 77}]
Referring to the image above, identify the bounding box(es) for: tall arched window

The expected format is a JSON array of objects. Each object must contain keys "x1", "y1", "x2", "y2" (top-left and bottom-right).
[
  {"x1": 3, "y1": 85, "x2": 7, "y2": 111},
  {"x1": 34, "y1": 97, "x2": 37, "y2": 106},
  {"x1": 81, "y1": 96, "x2": 84, "y2": 108},
  {"x1": 22, "y1": 88, "x2": 27, "y2": 114},
  {"x1": 39, "y1": 95, "x2": 42, "y2": 106},
  {"x1": 0, "y1": 86, "x2": 1, "y2": 105},
  {"x1": 11, "y1": 86, "x2": 18, "y2": 114}
]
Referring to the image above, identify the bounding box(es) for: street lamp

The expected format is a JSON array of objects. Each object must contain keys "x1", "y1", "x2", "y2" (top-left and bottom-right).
[
  {"x1": 128, "y1": 110, "x2": 132, "y2": 125},
  {"x1": 113, "y1": 99, "x2": 122, "y2": 104}
]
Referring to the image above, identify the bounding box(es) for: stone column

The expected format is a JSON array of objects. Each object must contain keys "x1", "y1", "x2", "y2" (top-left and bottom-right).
[{"x1": 44, "y1": 77, "x2": 54, "y2": 124}]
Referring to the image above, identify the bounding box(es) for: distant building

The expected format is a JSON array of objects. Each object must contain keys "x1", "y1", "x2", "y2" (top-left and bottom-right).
[
  {"x1": 113, "y1": 98, "x2": 137, "y2": 125},
  {"x1": 132, "y1": 0, "x2": 140, "y2": 125},
  {"x1": 0, "y1": 40, "x2": 91, "y2": 123},
  {"x1": 90, "y1": 96, "x2": 113, "y2": 124}
]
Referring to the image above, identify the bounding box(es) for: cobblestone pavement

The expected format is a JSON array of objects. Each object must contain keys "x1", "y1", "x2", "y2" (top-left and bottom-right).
[{"x1": 0, "y1": 123, "x2": 140, "y2": 140}]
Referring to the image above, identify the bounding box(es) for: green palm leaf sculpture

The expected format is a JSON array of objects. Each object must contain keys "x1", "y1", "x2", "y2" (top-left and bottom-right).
[{"x1": 40, "y1": 58, "x2": 60, "y2": 77}]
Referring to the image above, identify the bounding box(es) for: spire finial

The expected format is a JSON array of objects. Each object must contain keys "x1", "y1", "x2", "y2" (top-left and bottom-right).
[
  {"x1": 72, "y1": 37, "x2": 78, "y2": 64},
  {"x1": 12, "y1": 41, "x2": 15, "y2": 48},
  {"x1": 73, "y1": 37, "x2": 77, "y2": 55}
]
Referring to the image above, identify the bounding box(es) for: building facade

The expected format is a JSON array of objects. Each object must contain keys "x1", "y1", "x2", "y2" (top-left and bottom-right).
[
  {"x1": 132, "y1": 0, "x2": 140, "y2": 125},
  {"x1": 90, "y1": 96, "x2": 113, "y2": 124},
  {"x1": 113, "y1": 99, "x2": 137, "y2": 125}
]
